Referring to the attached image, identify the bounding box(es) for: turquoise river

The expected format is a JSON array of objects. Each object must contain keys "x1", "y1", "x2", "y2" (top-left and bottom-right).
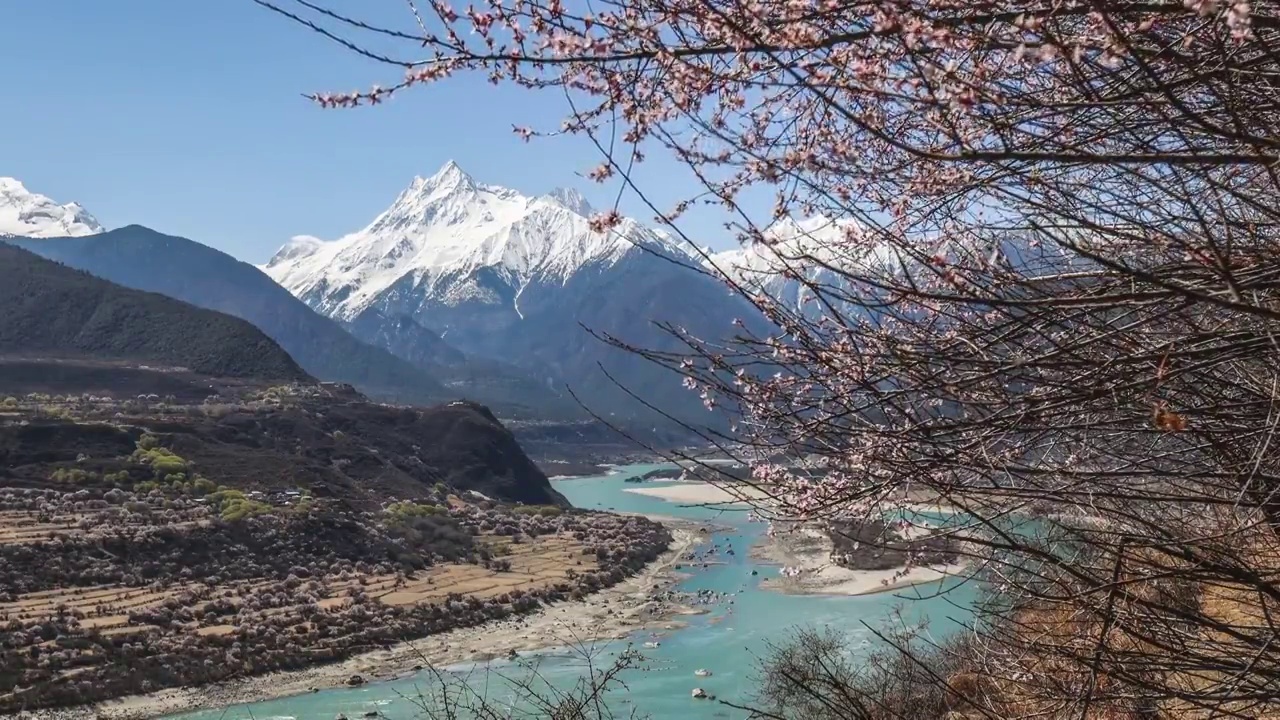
[{"x1": 169, "y1": 463, "x2": 976, "y2": 720}]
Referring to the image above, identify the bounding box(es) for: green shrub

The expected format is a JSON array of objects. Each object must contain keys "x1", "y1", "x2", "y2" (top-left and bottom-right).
[
  {"x1": 220, "y1": 498, "x2": 270, "y2": 522},
  {"x1": 129, "y1": 440, "x2": 190, "y2": 481},
  {"x1": 208, "y1": 489, "x2": 246, "y2": 504},
  {"x1": 37, "y1": 405, "x2": 72, "y2": 420},
  {"x1": 514, "y1": 505, "x2": 562, "y2": 517},
  {"x1": 51, "y1": 468, "x2": 94, "y2": 484},
  {"x1": 131, "y1": 445, "x2": 185, "y2": 465},
  {"x1": 151, "y1": 458, "x2": 187, "y2": 478},
  {"x1": 386, "y1": 501, "x2": 446, "y2": 520}
]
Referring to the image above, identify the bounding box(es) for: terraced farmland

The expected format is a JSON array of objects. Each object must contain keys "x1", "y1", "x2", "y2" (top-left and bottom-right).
[{"x1": 0, "y1": 488, "x2": 669, "y2": 711}]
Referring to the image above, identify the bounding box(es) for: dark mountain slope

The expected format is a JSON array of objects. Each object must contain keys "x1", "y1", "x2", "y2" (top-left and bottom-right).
[
  {"x1": 147, "y1": 399, "x2": 569, "y2": 507},
  {"x1": 0, "y1": 378, "x2": 567, "y2": 507},
  {"x1": 407, "y1": 400, "x2": 569, "y2": 506},
  {"x1": 8, "y1": 226, "x2": 447, "y2": 405},
  {"x1": 0, "y1": 244, "x2": 309, "y2": 381},
  {"x1": 343, "y1": 308, "x2": 586, "y2": 420},
  {"x1": 384, "y1": 247, "x2": 766, "y2": 430},
  {"x1": 345, "y1": 307, "x2": 467, "y2": 367}
]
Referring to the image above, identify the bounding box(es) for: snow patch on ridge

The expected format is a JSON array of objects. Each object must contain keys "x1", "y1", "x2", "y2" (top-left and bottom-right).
[
  {"x1": 0, "y1": 178, "x2": 104, "y2": 238},
  {"x1": 544, "y1": 187, "x2": 593, "y2": 216},
  {"x1": 705, "y1": 215, "x2": 881, "y2": 312},
  {"x1": 708, "y1": 215, "x2": 863, "y2": 284}
]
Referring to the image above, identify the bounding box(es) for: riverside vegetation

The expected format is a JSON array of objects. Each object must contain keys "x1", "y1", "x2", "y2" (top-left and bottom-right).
[{"x1": 0, "y1": 383, "x2": 671, "y2": 712}]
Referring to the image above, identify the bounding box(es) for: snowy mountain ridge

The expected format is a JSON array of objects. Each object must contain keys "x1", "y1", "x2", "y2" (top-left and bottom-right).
[
  {"x1": 709, "y1": 215, "x2": 858, "y2": 276},
  {"x1": 705, "y1": 215, "x2": 875, "y2": 311},
  {"x1": 263, "y1": 161, "x2": 696, "y2": 322},
  {"x1": 0, "y1": 178, "x2": 104, "y2": 238}
]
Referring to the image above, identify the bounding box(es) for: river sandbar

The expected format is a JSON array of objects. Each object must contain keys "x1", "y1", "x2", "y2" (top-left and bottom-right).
[
  {"x1": 623, "y1": 482, "x2": 768, "y2": 506},
  {"x1": 753, "y1": 525, "x2": 967, "y2": 597}
]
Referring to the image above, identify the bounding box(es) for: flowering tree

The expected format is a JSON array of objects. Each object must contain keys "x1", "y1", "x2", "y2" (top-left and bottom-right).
[{"x1": 262, "y1": 0, "x2": 1280, "y2": 716}]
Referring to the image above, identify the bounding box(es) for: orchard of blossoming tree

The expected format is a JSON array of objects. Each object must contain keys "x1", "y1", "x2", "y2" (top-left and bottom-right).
[{"x1": 261, "y1": 0, "x2": 1280, "y2": 717}]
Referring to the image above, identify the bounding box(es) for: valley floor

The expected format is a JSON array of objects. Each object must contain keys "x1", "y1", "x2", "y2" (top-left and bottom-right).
[{"x1": 33, "y1": 523, "x2": 709, "y2": 720}]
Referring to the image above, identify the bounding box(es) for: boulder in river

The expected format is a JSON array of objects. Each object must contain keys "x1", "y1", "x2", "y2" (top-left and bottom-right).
[
  {"x1": 695, "y1": 668, "x2": 713, "y2": 677},
  {"x1": 347, "y1": 675, "x2": 365, "y2": 687}
]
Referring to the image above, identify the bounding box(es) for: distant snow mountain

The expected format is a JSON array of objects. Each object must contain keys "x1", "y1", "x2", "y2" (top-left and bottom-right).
[
  {"x1": 709, "y1": 216, "x2": 1089, "y2": 319},
  {"x1": 265, "y1": 161, "x2": 761, "y2": 425},
  {"x1": 0, "y1": 178, "x2": 103, "y2": 238},
  {"x1": 707, "y1": 216, "x2": 871, "y2": 314}
]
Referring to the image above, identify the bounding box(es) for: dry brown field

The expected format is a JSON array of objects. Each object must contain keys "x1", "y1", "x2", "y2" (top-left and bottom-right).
[{"x1": 0, "y1": 511, "x2": 599, "y2": 636}]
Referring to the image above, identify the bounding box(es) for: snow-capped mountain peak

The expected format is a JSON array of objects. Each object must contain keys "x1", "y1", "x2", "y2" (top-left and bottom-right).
[
  {"x1": 705, "y1": 215, "x2": 874, "y2": 313},
  {"x1": 411, "y1": 159, "x2": 477, "y2": 198},
  {"x1": 363, "y1": 160, "x2": 489, "y2": 238},
  {"x1": 0, "y1": 177, "x2": 104, "y2": 238},
  {"x1": 265, "y1": 161, "x2": 765, "y2": 427},
  {"x1": 710, "y1": 215, "x2": 858, "y2": 277},
  {"x1": 263, "y1": 162, "x2": 692, "y2": 321},
  {"x1": 426, "y1": 158, "x2": 466, "y2": 183},
  {"x1": 269, "y1": 235, "x2": 325, "y2": 265},
  {"x1": 544, "y1": 187, "x2": 593, "y2": 216}
]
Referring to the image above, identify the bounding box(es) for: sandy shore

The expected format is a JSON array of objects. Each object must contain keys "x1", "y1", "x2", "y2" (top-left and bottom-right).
[
  {"x1": 40, "y1": 524, "x2": 709, "y2": 720},
  {"x1": 753, "y1": 525, "x2": 967, "y2": 597},
  {"x1": 624, "y1": 481, "x2": 768, "y2": 506}
]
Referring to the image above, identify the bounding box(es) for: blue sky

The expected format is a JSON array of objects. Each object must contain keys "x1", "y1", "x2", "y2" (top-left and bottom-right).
[{"x1": 1, "y1": 1, "x2": 735, "y2": 262}]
